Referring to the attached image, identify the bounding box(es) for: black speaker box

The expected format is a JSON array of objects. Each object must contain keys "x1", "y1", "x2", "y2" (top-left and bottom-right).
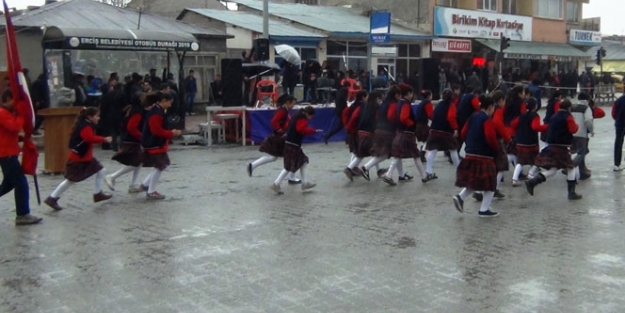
[
  {"x1": 221, "y1": 58, "x2": 243, "y2": 107},
  {"x1": 418, "y1": 58, "x2": 441, "y2": 100},
  {"x1": 254, "y1": 38, "x2": 270, "y2": 61}
]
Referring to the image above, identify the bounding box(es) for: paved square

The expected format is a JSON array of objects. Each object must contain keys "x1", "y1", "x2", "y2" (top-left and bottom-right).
[{"x1": 1, "y1": 115, "x2": 625, "y2": 312}]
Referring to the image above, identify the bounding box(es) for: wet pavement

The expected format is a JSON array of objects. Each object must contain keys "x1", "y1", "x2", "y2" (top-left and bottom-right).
[{"x1": 2, "y1": 114, "x2": 625, "y2": 313}]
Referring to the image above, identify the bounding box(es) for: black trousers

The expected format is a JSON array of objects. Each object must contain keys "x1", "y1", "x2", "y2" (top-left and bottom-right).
[
  {"x1": 0, "y1": 156, "x2": 30, "y2": 216},
  {"x1": 615, "y1": 127, "x2": 625, "y2": 167}
]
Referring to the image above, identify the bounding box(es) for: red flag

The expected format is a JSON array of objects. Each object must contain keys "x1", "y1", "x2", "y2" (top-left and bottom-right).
[{"x1": 3, "y1": 0, "x2": 38, "y2": 175}]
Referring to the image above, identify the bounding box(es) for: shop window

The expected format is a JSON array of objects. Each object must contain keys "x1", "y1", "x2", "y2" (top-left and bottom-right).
[
  {"x1": 397, "y1": 44, "x2": 408, "y2": 57},
  {"x1": 436, "y1": 0, "x2": 458, "y2": 7},
  {"x1": 327, "y1": 41, "x2": 347, "y2": 56},
  {"x1": 535, "y1": 0, "x2": 563, "y2": 19},
  {"x1": 299, "y1": 48, "x2": 317, "y2": 61},
  {"x1": 348, "y1": 42, "x2": 368, "y2": 57},
  {"x1": 409, "y1": 45, "x2": 421, "y2": 58},
  {"x1": 477, "y1": 0, "x2": 497, "y2": 11},
  {"x1": 566, "y1": 1, "x2": 579, "y2": 22},
  {"x1": 502, "y1": 0, "x2": 517, "y2": 15}
]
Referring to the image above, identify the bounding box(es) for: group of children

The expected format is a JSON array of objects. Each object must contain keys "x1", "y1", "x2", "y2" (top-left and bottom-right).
[
  {"x1": 43, "y1": 91, "x2": 182, "y2": 212},
  {"x1": 247, "y1": 81, "x2": 600, "y2": 218}
]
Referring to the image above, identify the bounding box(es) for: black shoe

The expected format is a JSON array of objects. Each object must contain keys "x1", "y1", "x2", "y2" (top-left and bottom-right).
[
  {"x1": 452, "y1": 195, "x2": 464, "y2": 213},
  {"x1": 377, "y1": 168, "x2": 387, "y2": 178},
  {"x1": 525, "y1": 174, "x2": 546, "y2": 196},
  {"x1": 479, "y1": 210, "x2": 500, "y2": 218},
  {"x1": 360, "y1": 166, "x2": 370, "y2": 181},
  {"x1": 323, "y1": 135, "x2": 329, "y2": 145},
  {"x1": 579, "y1": 173, "x2": 591, "y2": 181},
  {"x1": 288, "y1": 179, "x2": 302, "y2": 185},
  {"x1": 473, "y1": 192, "x2": 483, "y2": 202},
  {"x1": 420, "y1": 154, "x2": 427, "y2": 163},
  {"x1": 398, "y1": 173, "x2": 413, "y2": 182},
  {"x1": 567, "y1": 180, "x2": 582, "y2": 200},
  {"x1": 343, "y1": 167, "x2": 354, "y2": 182},
  {"x1": 422, "y1": 173, "x2": 438, "y2": 183},
  {"x1": 518, "y1": 173, "x2": 528, "y2": 181},
  {"x1": 382, "y1": 176, "x2": 396, "y2": 186},
  {"x1": 247, "y1": 163, "x2": 253, "y2": 177},
  {"x1": 494, "y1": 190, "x2": 505, "y2": 199}
]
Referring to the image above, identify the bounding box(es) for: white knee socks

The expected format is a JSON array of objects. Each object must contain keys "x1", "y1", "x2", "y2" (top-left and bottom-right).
[
  {"x1": 252, "y1": 155, "x2": 277, "y2": 169},
  {"x1": 542, "y1": 168, "x2": 558, "y2": 178},
  {"x1": 385, "y1": 158, "x2": 399, "y2": 178},
  {"x1": 299, "y1": 164, "x2": 308, "y2": 184},
  {"x1": 365, "y1": 156, "x2": 386, "y2": 171},
  {"x1": 480, "y1": 191, "x2": 495, "y2": 212},
  {"x1": 568, "y1": 167, "x2": 577, "y2": 181},
  {"x1": 426, "y1": 150, "x2": 437, "y2": 173},
  {"x1": 513, "y1": 164, "x2": 524, "y2": 180},
  {"x1": 50, "y1": 179, "x2": 73, "y2": 198},
  {"x1": 274, "y1": 169, "x2": 289, "y2": 185},
  {"x1": 131, "y1": 167, "x2": 140, "y2": 186},
  {"x1": 142, "y1": 171, "x2": 154, "y2": 187},
  {"x1": 449, "y1": 150, "x2": 460, "y2": 167},
  {"x1": 507, "y1": 154, "x2": 517, "y2": 165},
  {"x1": 458, "y1": 188, "x2": 472, "y2": 200},
  {"x1": 348, "y1": 157, "x2": 363, "y2": 170},
  {"x1": 95, "y1": 169, "x2": 105, "y2": 194},
  {"x1": 111, "y1": 166, "x2": 135, "y2": 181},
  {"x1": 396, "y1": 159, "x2": 404, "y2": 177},
  {"x1": 148, "y1": 169, "x2": 162, "y2": 194},
  {"x1": 528, "y1": 166, "x2": 538, "y2": 177},
  {"x1": 496, "y1": 172, "x2": 504, "y2": 189}
]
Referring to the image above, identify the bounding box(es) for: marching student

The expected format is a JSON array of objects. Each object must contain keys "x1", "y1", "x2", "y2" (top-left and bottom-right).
[
  {"x1": 570, "y1": 93, "x2": 594, "y2": 180},
  {"x1": 344, "y1": 91, "x2": 383, "y2": 181},
  {"x1": 270, "y1": 106, "x2": 322, "y2": 194},
  {"x1": 360, "y1": 86, "x2": 402, "y2": 180},
  {"x1": 105, "y1": 92, "x2": 153, "y2": 193},
  {"x1": 541, "y1": 91, "x2": 564, "y2": 143},
  {"x1": 343, "y1": 90, "x2": 368, "y2": 177},
  {"x1": 140, "y1": 92, "x2": 183, "y2": 200},
  {"x1": 44, "y1": 107, "x2": 113, "y2": 211},
  {"x1": 452, "y1": 95, "x2": 501, "y2": 217},
  {"x1": 382, "y1": 84, "x2": 430, "y2": 185},
  {"x1": 425, "y1": 89, "x2": 460, "y2": 178},
  {"x1": 509, "y1": 97, "x2": 547, "y2": 186},
  {"x1": 489, "y1": 90, "x2": 513, "y2": 199},
  {"x1": 525, "y1": 100, "x2": 582, "y2": 200},
  {"x1": 414, "y1": 90, "x2": 434, "y2": 161},
  {"x1": 247, "y1": 94, "x2": 301, "y2": 184},
  {"x1": 0, "y1": 90, "x2": 42, "y2": 225},
  {"x1": 455, "y1": 87, "x2": 481, "y2": 154},
  {"x1": 612, "y1": 93, "x2": 625, "y2": 171}
]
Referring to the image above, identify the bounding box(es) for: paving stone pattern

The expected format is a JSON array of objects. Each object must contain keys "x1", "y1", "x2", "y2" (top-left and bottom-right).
[{"x1": 1, "y1": 116, "x2": 625, "y2": 312}]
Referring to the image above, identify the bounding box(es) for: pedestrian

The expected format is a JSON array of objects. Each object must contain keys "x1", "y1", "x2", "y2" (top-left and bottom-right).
[
  {"x1": 452, "y1": 95, "x2": 501, "y2": 217},
  {"x1": 570, "y1": 93, "x2": 594, "y2": 180},
  {"x1": 526, "y1": 79, "x2": 542, "y2": 110},
  {"x1": 30, "y1": 74, "x2": 48, "y2": 135},
  {"x1": 438, "y1": 68, "x2": 447, "y2": 98},
  {"x1": 425, "y1": 89, "x2": 461, "y2": 178},
  {"x1": 525, "y1": 100, "x2": 582, "y2": 200},
  {"x1": 359, "y1": 85, "x2": 402, "y2": 180},
  {"x1": 247, "y1": 94, "x2": 301, "y2": 185},
  {"x1": 611, "y1": 93, "x2": 625, "y2": 171},
  {"x1": 185, "y1": 70, "x2": 197, "y2": 116},
  {"x1": 344, "y1": 91, "x2": 383, "y2": 181},
  {"x1": 44, "y1": 107, "x2": 113, "y2": 211},
  {"x1": 414, "y1": 90, "x2": 434, "y2": 161},
  {"x1": 0, "y1": 90, "x2": 42, "y2": 225},
  {"x1": 270, "y1": 106, "x2": 322, "y2": 194},
  {"x1": 509, "y1": 97, "x2": 547, "y2": 186},
  {"x1": 343, "y1": 90, "x2": 368, "y2": 179},
  {"x1": 323, "y1": 83, "x2": 349, "y2": 143},
  {"x1": 105, "y1": 92, "x2": 155, "y2": 193},
  {"x1": 140, "y1": 92, "x2": 183, "y2": 200},
  {"x1": 382, "y1": 84, "x2": 431, "y2": 185}
]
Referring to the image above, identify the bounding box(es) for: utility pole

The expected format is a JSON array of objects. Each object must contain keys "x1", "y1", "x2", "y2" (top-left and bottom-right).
[{"x1": 262, "y1": 0, "x2": 269, "y2": 39}]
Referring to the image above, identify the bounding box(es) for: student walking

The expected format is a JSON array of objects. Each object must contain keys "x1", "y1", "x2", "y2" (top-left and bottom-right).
[
  {"x1": 44, "y1": 107, "x2": 113, "y2": 210},
  {"x1": 344, "y1": 91, "x2": 383, "y2": 181}
]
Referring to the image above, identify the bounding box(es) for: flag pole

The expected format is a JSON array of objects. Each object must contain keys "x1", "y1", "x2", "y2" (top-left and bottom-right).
[{"x1": 33, "y1": 175, "x2": 41, "y2": 205}]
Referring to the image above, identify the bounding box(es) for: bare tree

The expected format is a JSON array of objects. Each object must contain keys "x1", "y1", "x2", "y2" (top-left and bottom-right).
[{"x1": 96, "y1": 0, "x2": 132, "y2": 7}]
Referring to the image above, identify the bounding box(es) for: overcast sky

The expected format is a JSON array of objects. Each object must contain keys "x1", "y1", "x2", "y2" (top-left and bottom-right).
[{"x1": 5, "y1": 0, "x2": 624, "y2": 36}]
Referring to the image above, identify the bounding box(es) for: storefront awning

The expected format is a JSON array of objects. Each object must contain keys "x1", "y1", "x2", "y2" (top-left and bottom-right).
[
  {"x1": 42, "y1": 27, "x2": 200, "y2": 52},
  {"x1": 476, "y1": 39, "x2": 589, "y2": 61},
  {"x1": 592, "y1": 61, "x2": 625, "y2": 73}
]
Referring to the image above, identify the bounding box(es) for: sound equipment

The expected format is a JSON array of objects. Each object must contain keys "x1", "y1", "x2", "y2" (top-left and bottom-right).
[
  {"x1": 221, "y1": 58, "x2": 243, "y2": 107},
  {"x1": 254, "y1": 38, "x2": 270, "y2": 61},
  {"x1": 418, "y1": 58, "x2": 441, "y2": 100}
]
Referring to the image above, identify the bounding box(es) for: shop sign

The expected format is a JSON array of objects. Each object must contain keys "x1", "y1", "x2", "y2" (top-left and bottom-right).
[
  {"x1": 370, "y1": 11, "x2": 391, "y2": 44},
  {"x1": 504, "y1": 53, "x2": 587, "y2": 62},
  {"x1": 434, "y1": 6, "x2": 532, "y2": 41},
  {"x1": 431, "y1": 38, "x2": 472, "y2": 53},
  {"x1": 66, "y1": 37, "x2": 200, "y2": 51},
  {"x1": 569, "y1": 30, "x2": 601, "y2": 46}
]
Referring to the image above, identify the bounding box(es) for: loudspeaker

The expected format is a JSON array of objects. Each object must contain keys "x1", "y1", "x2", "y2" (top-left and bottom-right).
[
  {"x1": 221, "y1": 58, "x2": 243, "y2": 107},
  {"x1": 418, "y1": 58, "x2": 441, "y2": 100},
  {"x1": 254, "y1": 38, "x2": 270, "y2": 61}
]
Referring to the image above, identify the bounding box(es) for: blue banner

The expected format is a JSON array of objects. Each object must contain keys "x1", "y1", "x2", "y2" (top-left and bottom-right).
[{"x1": 370, "y1": 11, "x2": 391, "y2": 44}]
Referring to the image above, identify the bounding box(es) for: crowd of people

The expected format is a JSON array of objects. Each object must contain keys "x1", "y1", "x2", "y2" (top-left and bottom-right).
[{"x1": 247, "y1": 80, "x2": 616, "y2": 218}]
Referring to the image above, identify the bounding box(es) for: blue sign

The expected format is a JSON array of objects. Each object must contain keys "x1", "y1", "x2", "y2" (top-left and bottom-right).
[
  {"x1": 370, "y1": 34, "x2": 390, "y2": 44},
  {"x1": 370, "y1": 11, "x2": 391, "y2": 44}
]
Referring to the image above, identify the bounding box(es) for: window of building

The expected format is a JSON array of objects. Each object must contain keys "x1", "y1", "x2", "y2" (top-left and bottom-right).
[
  {"x1": 477, "y1": 0, "x2": 497, "y2": 11},
  {"x1": 436, "y1": 0, "x2": 458, "y2": 7},
  {"x1": 566, "y1": 1, "x2": 579, "y2": 22},
  {"x1": 535, "y1": 0, "x2": 563, "y2": 19},
  {"x1": 295, "y1": 0, "x2": 318, "y2": 4},
  {"x1": 502, "y1": 0, "x2": 517, "y2": 14}
]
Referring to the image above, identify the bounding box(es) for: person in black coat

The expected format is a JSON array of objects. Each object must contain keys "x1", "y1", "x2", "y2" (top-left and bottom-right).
[
  {"x1": 99, "y1": 83, "x2": 127, "y2": 151},
  {"x1": 281, "y1": 60, "x2": 300, "y2": 97},
  {"x1": 30, "y1": 74, "x2": 48, "y2": 134},
  {"x1": 323, "y1": 84, "x2": 349, "y2": 144}
]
